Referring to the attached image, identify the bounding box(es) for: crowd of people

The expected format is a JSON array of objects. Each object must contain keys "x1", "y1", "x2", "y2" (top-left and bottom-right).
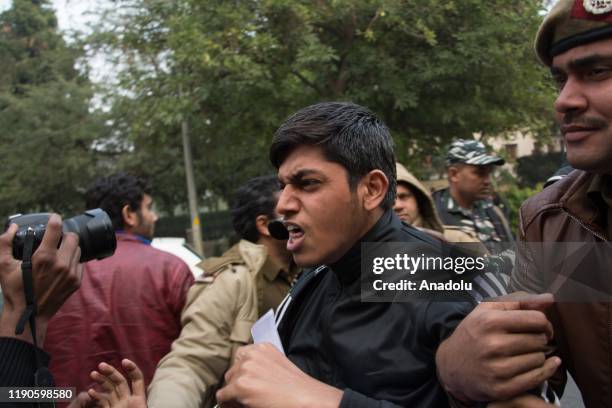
[{"x1": 2, "y1": 0, "x2": 612, "y2": 407}]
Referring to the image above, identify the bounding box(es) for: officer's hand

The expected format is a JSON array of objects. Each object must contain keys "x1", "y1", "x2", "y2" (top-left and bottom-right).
[
  {"x1": 436, "y1": 293, "x2": 561, "y2": 403},
  {"x1": 67, "y1": 391, "x2": 97, "y2": 408},
  {"x1": 216, "y1": 343, "x2": 343, "y2": 408},
  {"x1": 87, "y1": 359, "x2": 147, "y2": 408},
  {"x1": 0, "y1": 214, "x2": 82, "y2": 344}
]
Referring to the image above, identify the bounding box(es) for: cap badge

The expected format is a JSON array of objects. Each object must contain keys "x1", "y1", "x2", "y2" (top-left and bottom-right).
[{"x1": 583, "y1": 0, "x2": 612, "y2": 15}]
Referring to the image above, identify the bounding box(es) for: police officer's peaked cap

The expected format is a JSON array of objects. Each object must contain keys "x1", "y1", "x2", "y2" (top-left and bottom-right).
[{"x1": 536, "y1": 0, "x2": 612, "y2": 66}]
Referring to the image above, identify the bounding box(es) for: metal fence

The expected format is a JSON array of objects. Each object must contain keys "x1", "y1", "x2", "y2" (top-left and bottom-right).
[{"x1": 156, "y1": 210, "x2": 234, "y2": 241}]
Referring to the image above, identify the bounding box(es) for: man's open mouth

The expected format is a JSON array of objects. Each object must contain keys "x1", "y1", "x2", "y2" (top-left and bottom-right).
[{"x1": 285, "y1": 223, "x2": 305, "y2": 252}]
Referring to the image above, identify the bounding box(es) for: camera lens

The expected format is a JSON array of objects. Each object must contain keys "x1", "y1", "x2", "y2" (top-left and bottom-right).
[
  {"x1": 8, "y1": 209, "x2": 116, "y2": 263},
  {"x1": 63, "y1": 209, "x2": 116, "y2": 262}
]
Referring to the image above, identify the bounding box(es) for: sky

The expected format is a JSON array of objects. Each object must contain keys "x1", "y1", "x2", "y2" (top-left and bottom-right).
[
  {"x1": 0, "y1": 0, "x2": 96, "y2": 33},
  {"x1": 0, "y1": 0, "x2": 114, "y2": 87}
]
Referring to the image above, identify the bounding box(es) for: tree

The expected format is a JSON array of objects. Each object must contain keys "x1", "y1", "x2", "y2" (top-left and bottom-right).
[
  {"x1": 0, "y1": 0, "x2": 104, "y2": 217},
  {"x1": 87, "y1": 0, "x2": 557, "y2": 208}
]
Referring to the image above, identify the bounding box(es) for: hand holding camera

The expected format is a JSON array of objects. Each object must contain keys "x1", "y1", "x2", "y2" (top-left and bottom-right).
[
  {"x1": 0, "y1": 209, "x2": 116, "y2": 345},
  {"x1": 9, "y1": 208, "x2": 116, "y2": 263}
]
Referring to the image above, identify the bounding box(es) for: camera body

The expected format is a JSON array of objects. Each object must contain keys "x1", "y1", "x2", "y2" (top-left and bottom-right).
[
  {"x1": 8, "y1": 208, "x2": 117, "y2": 263},
  {"x1": 268, "y1": 218, "x2": 289, "y2": 240}
]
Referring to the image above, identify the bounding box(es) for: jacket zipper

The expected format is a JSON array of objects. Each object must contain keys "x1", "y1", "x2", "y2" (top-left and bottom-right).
[{"x1": 565, "y1": 212, "x2": 608, "y2": 241}]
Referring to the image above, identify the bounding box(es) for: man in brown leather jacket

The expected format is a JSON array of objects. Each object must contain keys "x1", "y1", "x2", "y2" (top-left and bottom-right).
[
  {"x1": 508, "y1": 1, "x2": 612, "y2": 405},
  {"x1": 440, "y1": 1, "x2": 612, "y2": 406},
  {"x1": 437, "y1": 1, "x2": 612, "y2": 406}
]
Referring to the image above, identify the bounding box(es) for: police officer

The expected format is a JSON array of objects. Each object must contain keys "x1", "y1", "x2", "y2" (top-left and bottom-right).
[
  {"x1": 433, "y1": 139, "x2": 514, "y2": 249},
  {"x1": 147, "y1": 175, "x2": 297, "y2": 408}
]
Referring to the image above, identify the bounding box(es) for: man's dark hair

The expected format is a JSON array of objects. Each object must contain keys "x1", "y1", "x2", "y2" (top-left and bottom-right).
[
  {"x1": 269, "y1": 102, "x2": 396, "y2": 210},
  {"x1": 85, "y1": 172, "x2": 151, "y2": 230},
  {"x1": 231, "y1": 175, "x2": 279, "y2": 243}
]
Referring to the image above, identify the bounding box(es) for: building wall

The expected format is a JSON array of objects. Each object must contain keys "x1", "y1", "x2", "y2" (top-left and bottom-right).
[{"x1": 484, "y1": 131, "x2": 562, "y2": 161}]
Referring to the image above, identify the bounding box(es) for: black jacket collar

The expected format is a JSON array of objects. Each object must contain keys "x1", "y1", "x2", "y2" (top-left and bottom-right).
[{"x1": 331, "y1": 210, "x2": 406, "y2": 286}]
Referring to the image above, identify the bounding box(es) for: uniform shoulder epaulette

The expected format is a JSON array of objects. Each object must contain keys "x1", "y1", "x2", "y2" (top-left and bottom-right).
[{"x1": 196, "y1": 245, "x2": 245, "y2": 282}]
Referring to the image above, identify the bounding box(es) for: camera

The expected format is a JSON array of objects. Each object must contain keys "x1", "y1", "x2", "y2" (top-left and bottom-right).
[
  {"x1": 7, "y1": 208, "x2": 117, "y2": 263},
  {"x1": 268, "y1": 218, "x2": 289, "y2": 240}
]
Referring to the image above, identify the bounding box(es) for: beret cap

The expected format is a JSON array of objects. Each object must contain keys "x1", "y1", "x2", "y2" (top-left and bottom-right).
[{"x1": 535, "y1": 0, "x2": 612, "y2": 66}]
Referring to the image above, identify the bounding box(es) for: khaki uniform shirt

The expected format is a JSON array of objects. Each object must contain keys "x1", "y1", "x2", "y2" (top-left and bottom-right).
[
  {"x1": 259, "y1": 255, "x2": 297, "y2": 316},
  {"x1": 147, "y1": 240, "x2": 296, "y2": 408}
]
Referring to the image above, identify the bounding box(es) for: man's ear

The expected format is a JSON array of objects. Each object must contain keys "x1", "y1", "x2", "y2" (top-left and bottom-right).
[
  {"x1": 360, "y1": 170, "x2": 389, "y2": 211},
  {"x1": 447, "y1": 165, "x2": 460, "y2": 184},
  {"x1": 255, "y1": 214, "x2": 271, "y2": 238},
  {"x1": 121, "y1": 204, "x2": 138, "y2": 228}
]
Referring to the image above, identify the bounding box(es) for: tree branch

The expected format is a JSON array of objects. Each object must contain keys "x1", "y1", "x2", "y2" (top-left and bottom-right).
[{"x1": 291, "y1": 69, "x2": 323, "y2": 95}]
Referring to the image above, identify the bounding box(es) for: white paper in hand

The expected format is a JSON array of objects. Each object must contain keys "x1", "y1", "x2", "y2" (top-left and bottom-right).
[{"x1": 251, "y1": 309, "x2": 285, "y2": 355}]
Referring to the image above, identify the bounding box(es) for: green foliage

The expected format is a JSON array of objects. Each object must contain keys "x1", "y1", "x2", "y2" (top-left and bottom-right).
[
  {"x1": 86, "y1": 0, "x2": 556, "y2": 209},
  {"x1": 516, "y1": 151, "x2": 565, "y2": 188},
  {"x1": 503, "y1": 183, "x2": 542, "y2": 235},
  {"x1": 0, "y1": 0, "x2": 104, "y2": 217}
]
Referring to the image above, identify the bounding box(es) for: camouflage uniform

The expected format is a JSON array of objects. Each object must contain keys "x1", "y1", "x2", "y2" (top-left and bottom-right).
[
  {"x1": 433, "y1": 139, "x2": 514, "y2": 248},
  {"x1": 434, "y1": 188, "x2": 504, "y2": 244}
]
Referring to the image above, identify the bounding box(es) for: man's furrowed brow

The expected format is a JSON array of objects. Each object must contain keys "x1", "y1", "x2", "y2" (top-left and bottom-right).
[{"x1": 280, "y1": 169, "x2": 326, "y2": 183}]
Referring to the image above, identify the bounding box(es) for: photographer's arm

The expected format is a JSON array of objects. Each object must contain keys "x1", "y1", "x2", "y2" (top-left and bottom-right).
[{"x1": 0, "y1": 215, "x2": 82, "y2": 386}]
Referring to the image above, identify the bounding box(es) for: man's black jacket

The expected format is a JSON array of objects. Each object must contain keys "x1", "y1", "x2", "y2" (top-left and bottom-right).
[{"x1": 276, "y1": 210, "x2": 475, "y2": 408}]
